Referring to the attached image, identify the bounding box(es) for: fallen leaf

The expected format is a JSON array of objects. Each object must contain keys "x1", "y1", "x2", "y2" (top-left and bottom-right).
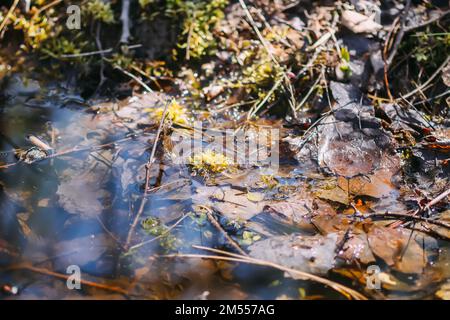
[
  {"x1": 341, "y1": 10, "x2": 382, "y2": 34},
  {"x1": 53, "y1": 234, "x2": 111, "y2": 268},
  {"x1": 265, "y1": 188, "x2": 336, "y2": 226},
  {"x1": 203, "y1": 85, "x2": 224, "y2": 101},
  {"x1": 192, "y1": 185, "x2": 265, "y2": 221},
  {"x1": 37, "y1": 198, "x2": 50, "y2": 207},
  {"x1": 436, "y1": 281, "x2": 450, "y2": 300},
  {"x1": 367, "y1": 226, "x2": 427, "y2": 274},
  {"x1": 339, "y1": 232, "x2": 376, "y2": 265},
  {"x1": 249, "y1": 233, "x2": 339, "y2": 275},
  {"x1": 246, "y1": 192, "x2": 265, "y2": 202}
]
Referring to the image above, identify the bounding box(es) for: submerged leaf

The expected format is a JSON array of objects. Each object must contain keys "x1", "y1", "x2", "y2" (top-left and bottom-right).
[
  {"x1": 367, "y1": 226, "x2": 427, "y2": 274},
  {"x1": 249, "y1": 233, "x2": 339, "y2": 275}
]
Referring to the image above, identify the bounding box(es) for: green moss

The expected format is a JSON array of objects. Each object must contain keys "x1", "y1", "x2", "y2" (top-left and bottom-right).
[
  {"x1": 85, "y1": 0, "x2": 115, "y2": 24},
  {"x1": 340, "y1": 46, "x2": 350, "y2": 62},
  {"x1": 139, "y1": 0, "x2": 155, "y2": 7},
  {"x1": 167, "y1": 0, "x2": 229, "y2": 60},
  {"x1": 141, "y1": 217, "x2": 179, "y2": 251}
]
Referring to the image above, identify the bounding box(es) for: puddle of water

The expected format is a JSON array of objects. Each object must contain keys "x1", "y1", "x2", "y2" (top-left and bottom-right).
[
  {"x1": 0, "y1": 78, "x2": 447, "y2": 300},
  {"x1": 0, "y1": 80, "x2": 323, "y2": 300}
]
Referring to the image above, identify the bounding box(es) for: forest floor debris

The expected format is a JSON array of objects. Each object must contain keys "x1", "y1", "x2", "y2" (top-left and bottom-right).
[{"x1": 0, "y1": 0, "x2": 449, "y2": 300}]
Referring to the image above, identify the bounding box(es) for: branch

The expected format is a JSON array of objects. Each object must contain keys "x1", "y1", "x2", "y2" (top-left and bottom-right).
[
  {"x1": 124, "y1": 100, "x2": 169, "y2": 249},
  {"x1": 160, "y1": 245, "x2": 368, "y2": 300},
  {"x1": 386, "y1": 0, "x2": 412, "y2": 67},
  {"x1": 120, "y1": 0, "x2": 131, "y2": 44},
  {"x1": 0, "y1": 0, "x2": 20, "y2": 39}
]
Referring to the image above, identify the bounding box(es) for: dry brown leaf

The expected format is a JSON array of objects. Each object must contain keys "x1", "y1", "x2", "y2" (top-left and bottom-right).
[
  {"x1": 249, "y1": 233, "x2": 339, "y2": 275},
  {"x1": 367, "y1": 226, "x2": 427, "y2": 274},
  {"x1": 341, "y1": 10, "x2": 382, "y2": 34},
  {"x1": 192, "y1": 185, "x2": 265, "y2": 221},
  {"x1": 265, "y1": 188, "x2": 336, "y2": 226}
]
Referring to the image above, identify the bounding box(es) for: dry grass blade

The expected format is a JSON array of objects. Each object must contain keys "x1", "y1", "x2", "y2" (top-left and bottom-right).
[
  {"x1": 124, "y1": 100, "x2": 170, "y2": 249},
  {"x1": 159, "y1": 245, "x2": 367, "y2": 300},
  {"x1": 6, "y1": 263, "x2": 128, "y2": 295},
  {"x1": 0, "y1": 0, "x2": 19, "y2": 39},
  {"x1": 398, "y1": 56, "x2": 450, "y2": 101},
  {"x1": 198, "y1": 205, "x2": 248, "y2": 256}
]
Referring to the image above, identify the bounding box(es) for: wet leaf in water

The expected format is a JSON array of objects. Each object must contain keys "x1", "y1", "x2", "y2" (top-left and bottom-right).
[
  {"x1": 53, "y1": 234, "x2": 112, "y2": 269},
  {"x1": 339, "y1": 232, "x2": 376, "y2": 265},
  {"x1": 341, "y1": 10, "x2": 382, "y2": 34},
  {"x1": 246, "y1": 192, "x2": 265, "y2": 202},
  {"x1": 193, "y1": 185, "x2": 265, "y2": 221},
  {"x1": 265, "y1": 187, "x2": 336, "y2": 228},
  {"x1": 57, "y1": 175, "x2": 108, "y2": 218},
  {"x1": 316, "y1": 83, "x2": 396, "y2": 177},
  {"x1": 57, "y1": 152, "x2": 113, "y2": 218},
  {"x1": 249, "y1": 233, "x2": 339, "y2": 275},
  {"x1": 436, "y1": 281, "x2": 450, "y2": 300},
  {"x1": 311, "y1": 214, "x2": 354, "y2": 235},
  {"x1": 311, "y1": 215, "x2": 376, "y2": 265},
  {"x1": 367, "y1": 226, "x2": 427, "y2": 274},
  {"x1": 339, "y1": 151, "x2": 400, "y2": 198},
  {"x1": 315, "y1": 182, "x2": 350, "y2": 205}
]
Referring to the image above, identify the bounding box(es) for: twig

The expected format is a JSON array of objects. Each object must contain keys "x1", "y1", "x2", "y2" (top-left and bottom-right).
[
  {"x1": 238, "y1": 0, "x2": 278, "y2": 66},
  {"x1": 8, "y1": 263, "x2": 128, "y2": 295},
  {"x1": 404, "y1": 10, "x2": 450, "y2": 32},
  {"x1": 390, "y1": 188, "x2": 450, "y2": 228},
  {"x1": 367, "y1": 212, "x2": 450, "y2": 229},
  {"x1": 247, "y1": 76, "x2": 284, "y2": 120},
  {"x1": 198, "y1": 205, "x2": 247, "y2": 256},
  {"x1": 397, "y1": 56, "x2": 450, "y2": 100},
  {"x1": 185, "y1": 11, "x2": 196, "y2": 60},
  {"x1": 383, "y1": 16, "x2": 400, "y2": 101},
  {"x1": 0, "y1": 0, "x2": 19, "y2": 39},
  {"x1": 96, "y1": 216, "x2": 127, "y2": 251},
  {"x1": 413, "y1": 89, "x2": 450, "y2": 105},
  {"x1": 32, "y1": 0, "x2": 62, "y2": 19},
  {"x1": 423, "y1": 188, "x2": 450, "y2": 211},
  {"x1": 65, "y1": 48, "x2": 112, "y2": 58},
  {"x1": 124, "y1": 101, "x2": 170, "y2": 249},
  {"x1": 119, "y1": 0, "x2": 131, "y2": 44},
  {"x1": 294, "y1": 73, "x2": 322, "y2": 111},
  {"x1": 95, "y1": 22, "x2": 106, "y2": 90},
  {"x1": 60, "y1": 44, "x2": 142, "y2": 58},
  {"x1": 160, "y1": 245, "x2": 367, "y2": 300},
  {"x1": 295, "y1": 46, "x2": 322, "y2": 80},
  {"x1": 0, "y1": 136, "x2": 137, "y2": 169},
  {"x1": 113, "y1": 64, "x2": 154, "y2": 93},
  {"x1": 238, "y1": 0, "x2": 298, "y2": 118}
]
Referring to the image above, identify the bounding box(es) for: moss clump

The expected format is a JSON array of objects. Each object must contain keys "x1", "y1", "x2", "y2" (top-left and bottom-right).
[
  {"x1": 141, "y1": 217, "x2": 178, "y2": 251},
  {"x1": 11, "y1": 11, "x2": 56, "y2": 49},
  {"x1": 168, "y1": 0, "x2": 229, "y2": 60},
  {"x1": 189, "y1": 149, "x2": 232, "y2": 176},
  {"x1": 259, "y1": 174, "x2": 278, "y2": 189},
  {"x1": 239, "y1": 231, "x2": 261, "y2": 246},
  {"x1": 85, "y1": 0, "x2": 115, "y2": 24},
  {"x1": 146, "y1": 99, "x2": 189, "y2": 125}
]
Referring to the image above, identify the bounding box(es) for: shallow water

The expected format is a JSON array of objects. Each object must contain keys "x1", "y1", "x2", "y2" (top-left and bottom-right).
[
  {"x1": 0, "y1": 77, "x2": 448, "y2": 300},
  {"x1": 0, "y1": 79, "x2": 318, "y2": 299}
]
